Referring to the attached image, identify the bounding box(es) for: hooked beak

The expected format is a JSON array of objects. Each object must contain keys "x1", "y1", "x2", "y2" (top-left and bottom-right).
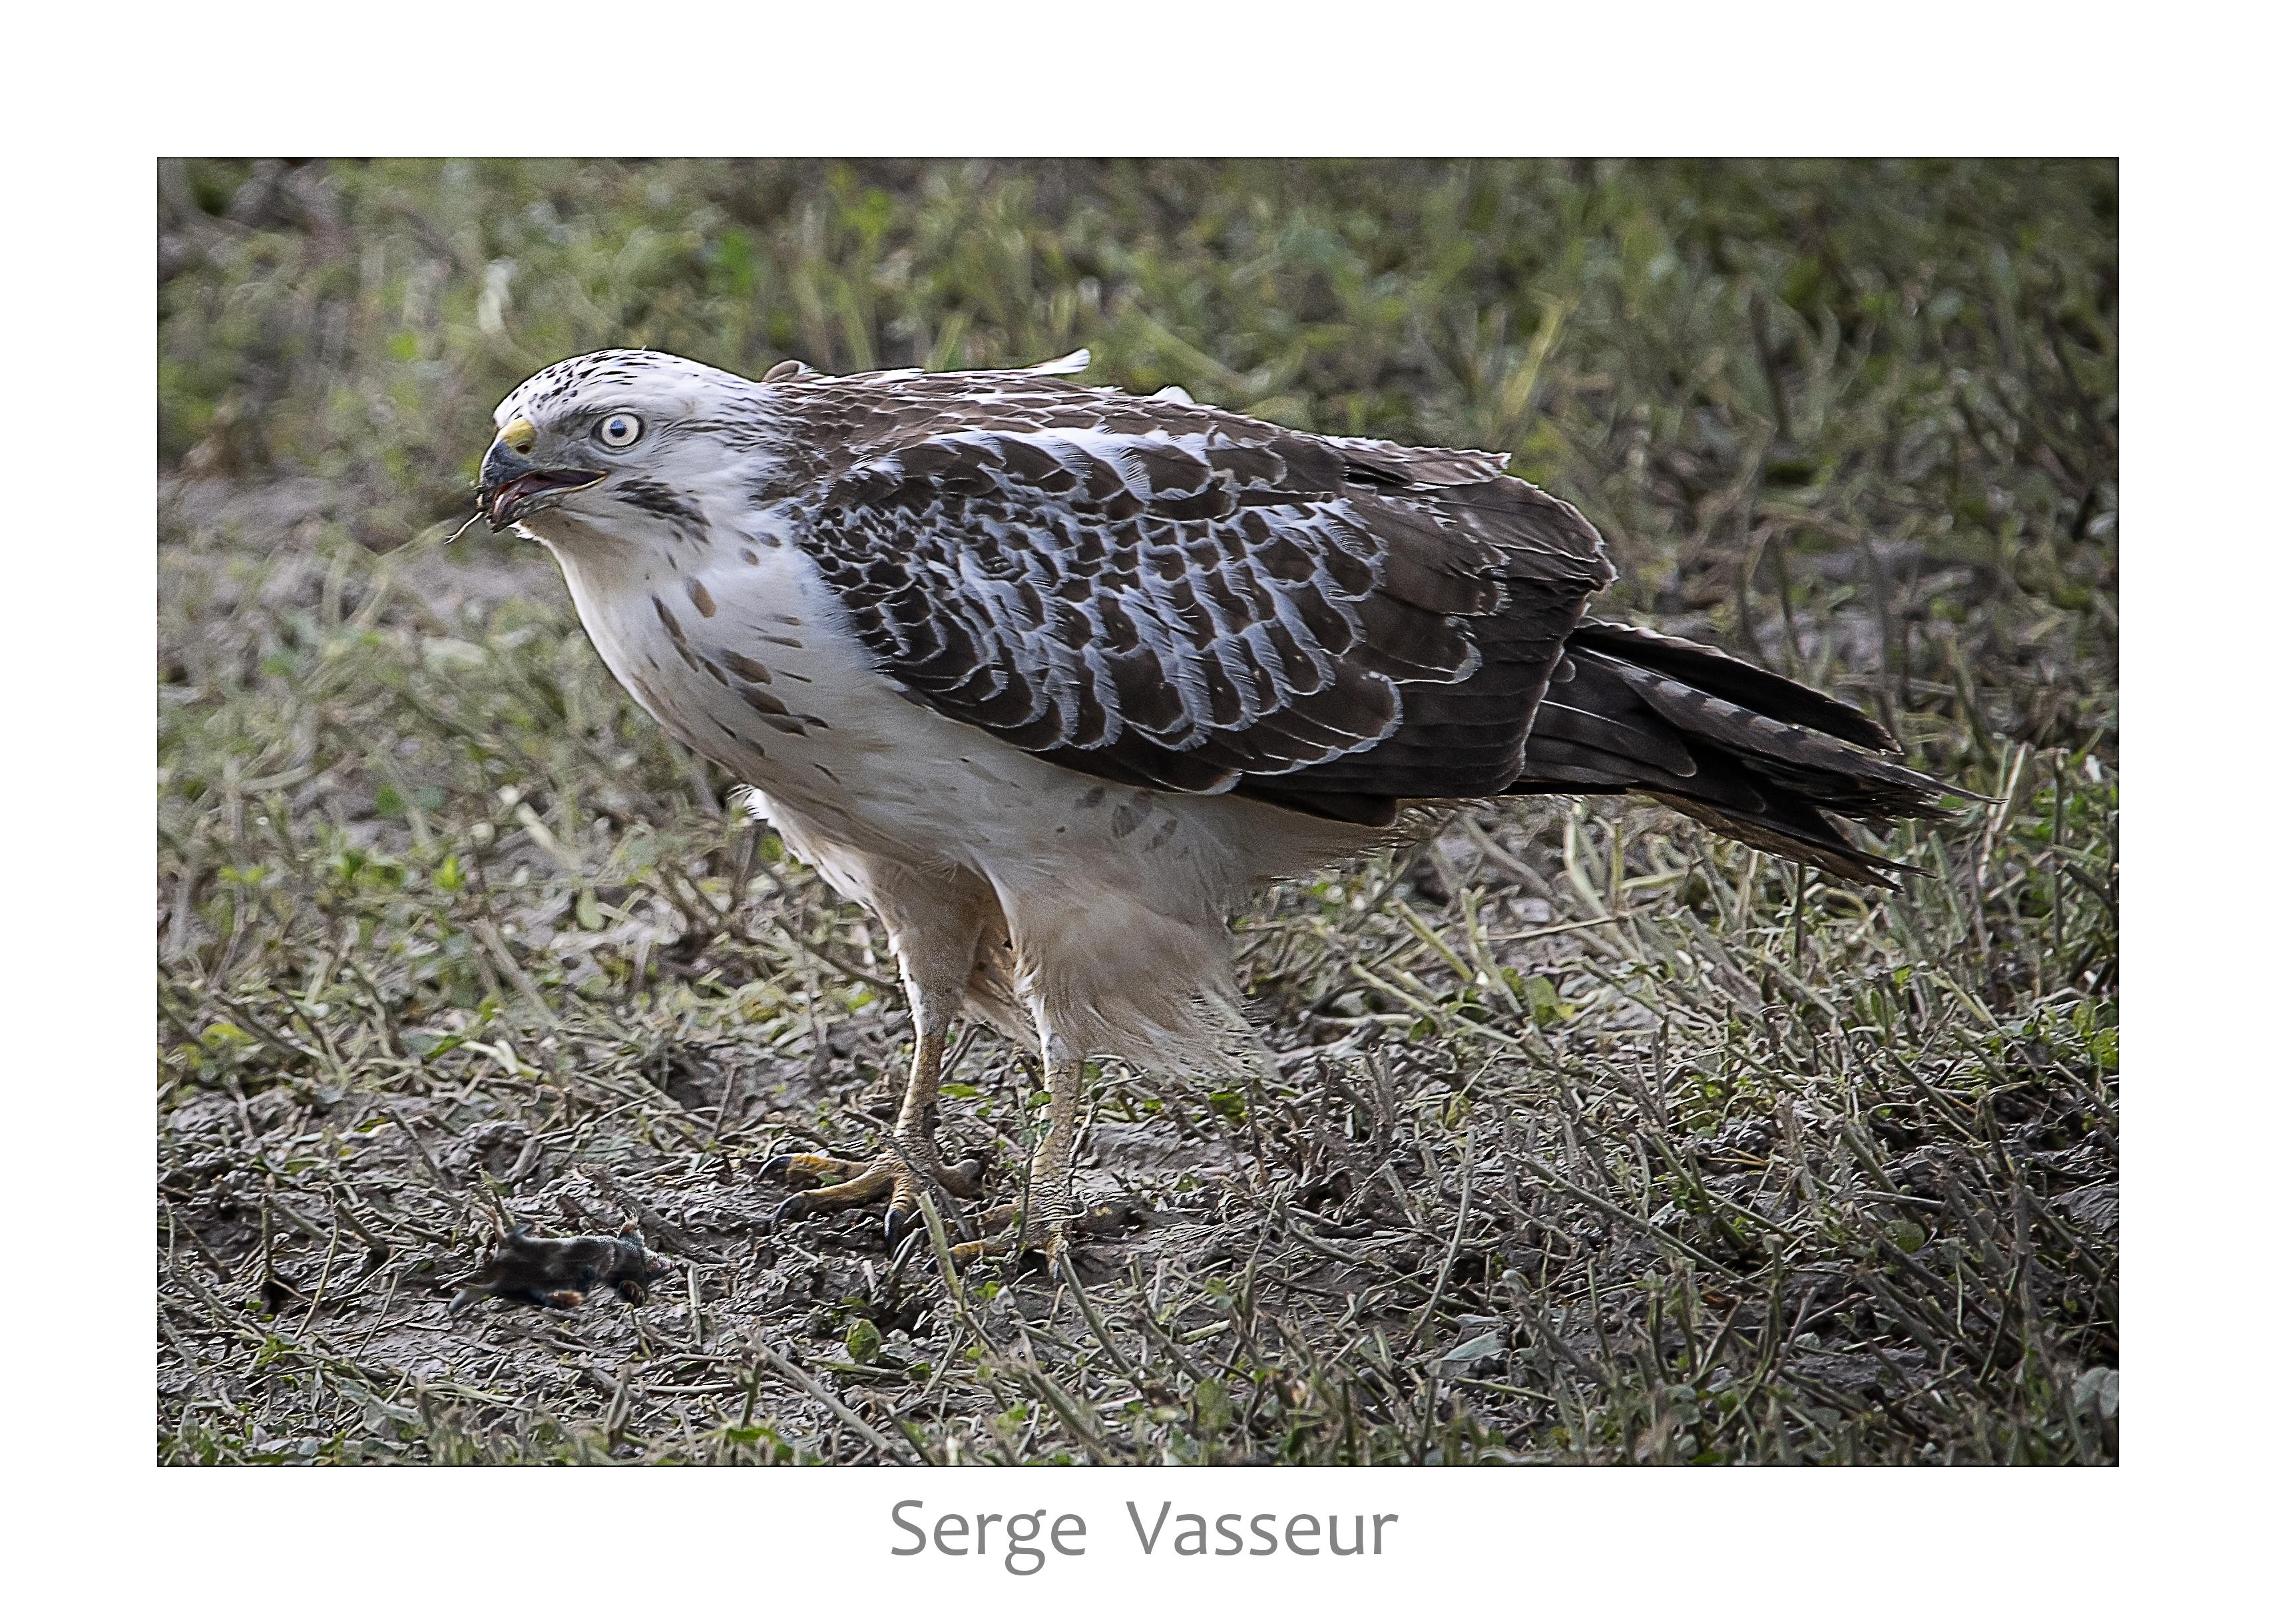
[{"x1": 478, "y1": 437, "x2": 606, "y2": 530}]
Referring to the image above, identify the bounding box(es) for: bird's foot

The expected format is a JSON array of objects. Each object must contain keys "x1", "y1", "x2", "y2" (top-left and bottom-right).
[
  {"x1": 945, "y1": 1197, "x2": 1146, "y2": 1273},
  {"x1": 759, "y1": 1145, "x2": 985, "y2": 1245}
]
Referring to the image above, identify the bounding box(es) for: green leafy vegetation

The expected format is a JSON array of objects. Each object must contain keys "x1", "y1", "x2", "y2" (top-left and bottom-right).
[{"x1": 158, "y1": 158, "x2": 2116, "y2": 1464}]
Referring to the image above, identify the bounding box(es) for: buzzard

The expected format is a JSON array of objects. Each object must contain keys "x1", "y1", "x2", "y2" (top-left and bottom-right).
[{"x1": 477, "y1": 348, "x2": 1952, "y2": 1264}]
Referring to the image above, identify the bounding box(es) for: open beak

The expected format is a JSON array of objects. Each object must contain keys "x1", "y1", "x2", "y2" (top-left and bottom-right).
[{"x1": 478, "y1": 439, "x2": 606, "y2": 530}]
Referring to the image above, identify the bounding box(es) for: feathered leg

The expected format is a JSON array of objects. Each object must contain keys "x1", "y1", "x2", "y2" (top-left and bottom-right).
[
  {"x1": 949, "y1": 1030, "x2": 1086, "y2": 1267},
  {"x1": 762, "y1": 1002, "x2": 987, "y2": 1232},
  {"x1": 761, "y1": 868, "x2": 992, "y2": 1235},
  {"x1": 946, "y1": 1022, "x2": 1142, "y2": 1269}
]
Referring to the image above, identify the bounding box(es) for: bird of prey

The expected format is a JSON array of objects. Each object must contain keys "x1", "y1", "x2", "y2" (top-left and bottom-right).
[{"x1": 477, "y1": 347, "x2": 1952, "y2": 1264}]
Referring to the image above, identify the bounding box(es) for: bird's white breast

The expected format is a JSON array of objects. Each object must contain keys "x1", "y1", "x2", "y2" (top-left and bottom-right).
[{"x1": 532, "y1": 507, "x2": 1364, "y2": 927}]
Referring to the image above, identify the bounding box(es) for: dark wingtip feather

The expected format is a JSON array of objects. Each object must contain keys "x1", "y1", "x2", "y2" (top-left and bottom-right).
[
  {"x1": 1570, "y1": 620, "x2": 1899, "y2": 753},
  {"x1": 1513, "y1": 630, "x2": 1965, "y2": 885}
]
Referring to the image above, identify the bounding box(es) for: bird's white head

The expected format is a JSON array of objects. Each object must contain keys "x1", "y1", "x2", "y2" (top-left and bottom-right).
[{"x1": 477, "y1": 349, "x2": 778, "y2": 546}]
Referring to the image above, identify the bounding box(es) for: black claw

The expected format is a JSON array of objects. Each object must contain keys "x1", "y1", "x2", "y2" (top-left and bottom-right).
[
  {"x1": 884, "y1": 1207, "x2": 921, "y2": 1250},
  {"x1": 759, "y1": 1155, "x2": 793, "y2": 1181},
  {"x1": 773, "y1": 1193, "x2": 812, "y2": 1225}
]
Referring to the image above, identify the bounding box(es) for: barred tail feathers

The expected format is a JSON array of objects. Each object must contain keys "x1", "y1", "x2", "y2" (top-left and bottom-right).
[{"x1": 1508, "y1": 620, "x2": 1954, "y2": 885}]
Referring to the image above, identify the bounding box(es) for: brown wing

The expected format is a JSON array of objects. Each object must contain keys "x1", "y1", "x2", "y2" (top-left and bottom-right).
[{"x1": 777, "y1": 370, "x2": 1613, "y2": 824}]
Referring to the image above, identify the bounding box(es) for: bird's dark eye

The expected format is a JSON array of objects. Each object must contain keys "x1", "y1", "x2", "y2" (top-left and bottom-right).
[{"x1": 596, "y1": 413, "x2": 642, "y2": 449}]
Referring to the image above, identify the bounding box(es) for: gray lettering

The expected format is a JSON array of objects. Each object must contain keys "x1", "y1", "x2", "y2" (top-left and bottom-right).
[
  {"x1": 1128, "y1": 1501, "x2": 1172, "y2": 1555},
  {"x1": 1006, "y1": 1512, "x2": 1044, "y2": 1577}
]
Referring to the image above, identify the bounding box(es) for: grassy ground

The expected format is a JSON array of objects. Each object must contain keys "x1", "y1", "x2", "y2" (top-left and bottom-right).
[{"x1": 157, "y1": 158, "x2": 2117, "y2": 1464}]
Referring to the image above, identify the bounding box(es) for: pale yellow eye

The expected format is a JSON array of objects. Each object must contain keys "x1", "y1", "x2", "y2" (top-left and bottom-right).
[{"x1": 596, "y1": 413, "x2": 642, "y2": 449}]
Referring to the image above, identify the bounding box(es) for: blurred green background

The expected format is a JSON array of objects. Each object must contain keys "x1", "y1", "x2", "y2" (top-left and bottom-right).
[{"x1": 159, "y1": 158, "x2": 2114, "y2": 726}]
